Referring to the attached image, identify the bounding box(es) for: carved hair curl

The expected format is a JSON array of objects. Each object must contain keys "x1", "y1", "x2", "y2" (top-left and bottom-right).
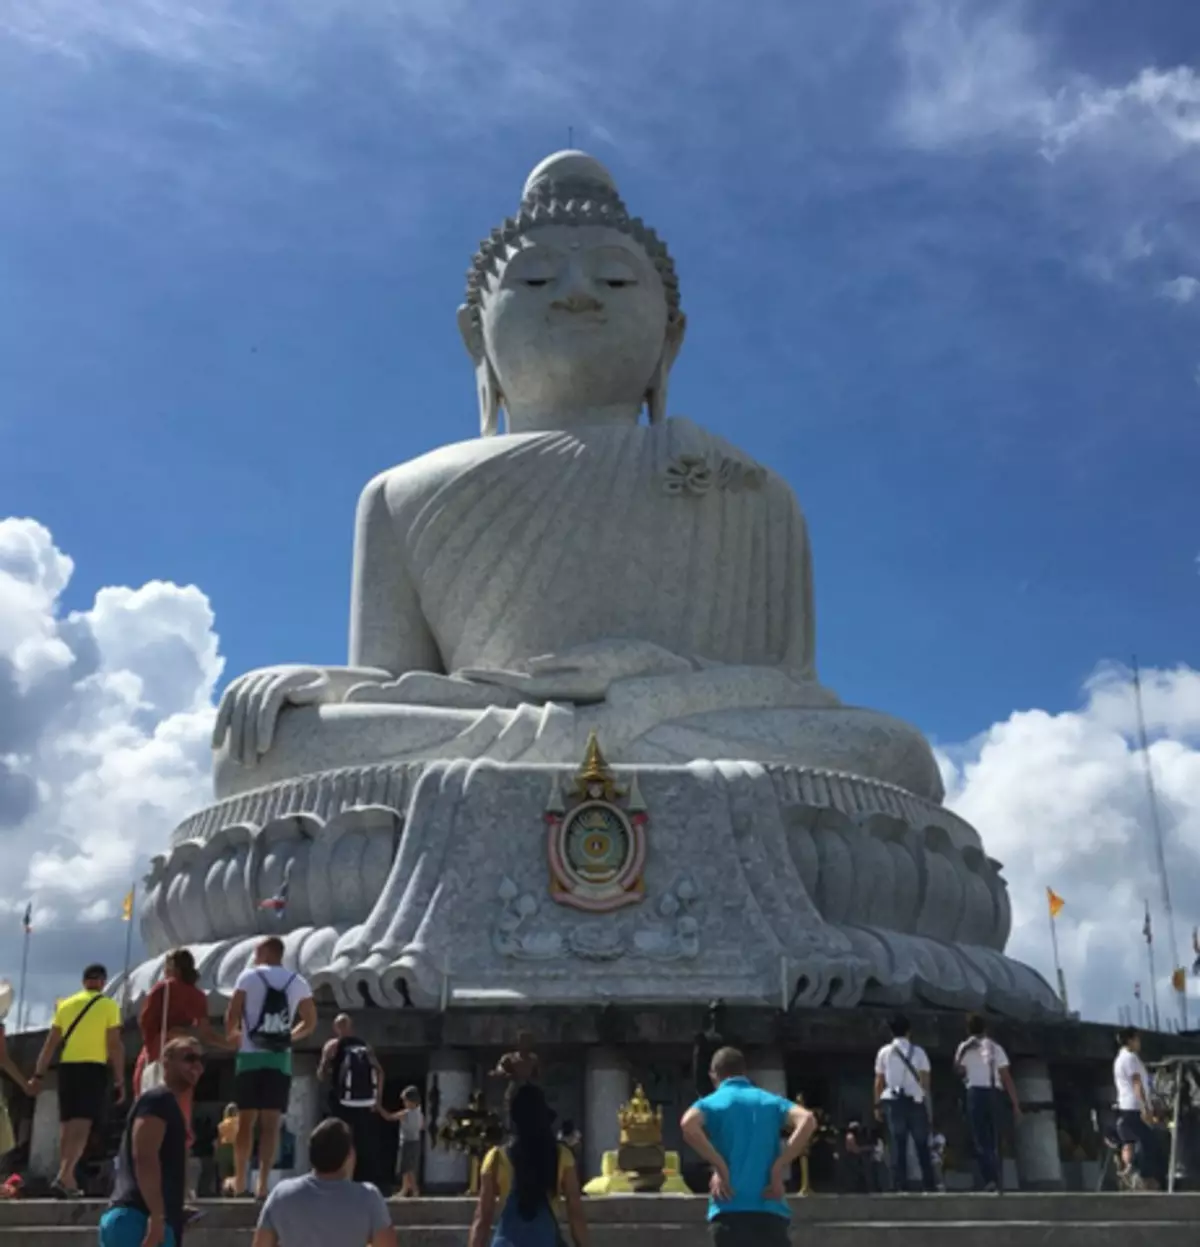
[{"x1": 464, "y1": 176, "x2": 682, "y2": 330}]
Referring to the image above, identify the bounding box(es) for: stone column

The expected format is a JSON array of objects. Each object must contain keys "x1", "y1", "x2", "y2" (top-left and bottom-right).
[
  {"x1": 747, "y1": 1048, "x2": 788, "y2": 1099},
  {"x1": 1012, "y1": 1059, "x2": 1064, "y2": 1191},
  {"x1": 584, "y1": 1048, "x2": 631, "y2": 1183},
  {"x1": 424, "y1": 1049, "x2": 473, "y2": 1193},
  {"x1": 284, "y1": 1055, "x2": 323, "y2": 1178},
  {"x1": 28, "y1": 1079, "x2": 60, "y2": 1181}
]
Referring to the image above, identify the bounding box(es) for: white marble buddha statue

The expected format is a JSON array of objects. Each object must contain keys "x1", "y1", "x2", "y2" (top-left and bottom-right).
[{"x1": 212, "y1": 151, "x2": 943, "y2": 804}]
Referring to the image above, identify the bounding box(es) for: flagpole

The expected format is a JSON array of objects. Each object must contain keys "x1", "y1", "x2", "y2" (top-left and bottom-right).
[
  {"x1": 121, "y1": 884, "x2": 136, "y2": 1020},
  {"x1": 16, "y1": 919, "x2": 31, "y2": 1034},
  {"x1": 1047, "y1": 903, "x2": 1068, "y2": 1011},
  {"x1": 1145, "y1": 899, "x2": 1161, "y2": 1033},
  {"x1": 1133, "y1": 659, "x2": 1187, "y2": 1031}
]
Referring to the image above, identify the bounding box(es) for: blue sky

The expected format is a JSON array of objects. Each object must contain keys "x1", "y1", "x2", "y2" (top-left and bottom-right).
[{"x1": 2, "y1": 0, "x2": 1200, "y2": 1021}]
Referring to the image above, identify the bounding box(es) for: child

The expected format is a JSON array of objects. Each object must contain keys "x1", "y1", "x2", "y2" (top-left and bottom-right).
[
  {"x1": 216, "y1": 1104, "x2": 239, "y2": 1196},
  {"x1": 382, "y1": 1087, "x2": 424, "y2": 1197}
]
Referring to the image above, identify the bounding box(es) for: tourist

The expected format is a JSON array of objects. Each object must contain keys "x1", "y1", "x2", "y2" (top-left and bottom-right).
[
  {"x1": 317, "y1": 1015, "x2": 383, "y2": 1186},
  {"x1": 469, "y1": 1082, "x2": 588, "y2": 1247},
  {"x1": 1113, "y1": 1026, "x2": 1165, "y2": 1188},
  {"x1": 216, "y1": 1104, "x2": 239, "y2": 1196},
  {"x1": 379, "y1": 1085, "x2": 423, "y2": 1198},
  {"x1": 873, "y1": 1015, "x2": 937, "y2": 1193},
  {"x1": 680, "y1": 1046, "x2": 814, "y2": 1247},
  {"x1": 0, "y1": 984, "x2": 32, "y2": 1170},
  {"x1": 100, "y1": 1038, "x2": 203, "y2": 1247},
  {"x1": 225, "y1": 938, "x2": 317, "y2": 1199},
  {"x1": 954, "y1": 1014, "x2": 1021, "y2": 1192},
  {"x1": 252, "y1": 1117, "x2": 396, "y2": 1247},
  {"x1": 136, "y1": 951, "x2": 229, "y2": 1098},
  {"x1": 29, "y1": 963, "x2": 124, "y2": 1198},
  {"x1": 492, "y1": 1032, "x2": 540, "y2": 1086},
  {"x1": 136, "y1": 949, "x2": 231, "y2": 1172}
]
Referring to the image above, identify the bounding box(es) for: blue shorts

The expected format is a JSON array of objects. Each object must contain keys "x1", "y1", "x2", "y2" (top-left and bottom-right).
[{"x1": 99, "y1": 1208, "x2": 177, "y2": 1247}]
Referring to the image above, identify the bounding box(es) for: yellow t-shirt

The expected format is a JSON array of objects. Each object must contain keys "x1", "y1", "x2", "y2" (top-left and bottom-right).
[
  {"x1": 482, "y1": 1143, "x2": 575, "y2": 1210},
  {"x1": 53, "y1": 990, "x2": 121, "y2": 1065}
]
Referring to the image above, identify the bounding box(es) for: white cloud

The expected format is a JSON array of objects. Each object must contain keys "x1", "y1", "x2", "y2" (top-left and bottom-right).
[
  {"x1": 0, "y1": 518, "x2": 219, "y2": 1020},
  {"x1": 1160, "y1": 276, "x2": 1200, "y2": 305},
  {"x1": 941, "y1": 663, "x2": 1200, "y2": 1027},
  {"x1": 894, "y1": 1, "x2": 1200, "y2": 160}
]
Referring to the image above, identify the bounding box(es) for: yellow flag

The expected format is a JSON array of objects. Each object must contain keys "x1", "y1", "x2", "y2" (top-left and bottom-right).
[
  {"x1": 1046, "y1": 887, "x2": 1065, "y2": 919},
  {"x1": 1172, "y1": 967, "x2": 1187, "y2": 994},
  {"x1": 121, "y1": 889, "x2": 135, "y2": 922}
]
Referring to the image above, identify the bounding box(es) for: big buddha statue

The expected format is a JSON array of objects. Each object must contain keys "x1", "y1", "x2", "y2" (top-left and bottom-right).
[
  {"x1": 131, "y1": 153, "x2": 1061, "y2": 1022},
  {"x1": 211, "y1": 151, "x2": 940, "y2": 801}
]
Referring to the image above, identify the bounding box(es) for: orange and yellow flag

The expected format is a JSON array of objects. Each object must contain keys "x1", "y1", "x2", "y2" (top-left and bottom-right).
[
  {"x1": 121, "y1": 889, "x2": 135, "y2": 922},
  {"x1": 1172, "y1": 967, "x2": 1187, "y2": 994},
  {"x1": 1046, "y1": 887, "x2": 1065, "y2": 919}
]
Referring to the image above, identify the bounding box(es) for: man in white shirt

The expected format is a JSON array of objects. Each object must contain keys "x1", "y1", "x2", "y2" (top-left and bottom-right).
[
  {"x1": 226, "y1": 937, "x2": 318, "y2": 1199},
  {"x1": 873, "y1": 1015, "x2": 937, "y2": 1193},
  {"x1": 953, "y1": 1015, "x2": 1022, "y2": 1192},
  {"x1": 1112, "y1": 1027, "x2": 1165, "y2": 1189}
]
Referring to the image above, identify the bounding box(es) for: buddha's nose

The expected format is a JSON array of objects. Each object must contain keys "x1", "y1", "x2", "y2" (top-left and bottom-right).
[{"x1": 551, "y1": 291, "x2": 605, "y2": 314}]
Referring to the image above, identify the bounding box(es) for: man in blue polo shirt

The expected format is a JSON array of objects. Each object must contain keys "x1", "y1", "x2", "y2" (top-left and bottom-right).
[{"x1": 681, "y1": 1046, "x2": 815, "y2": 1246}]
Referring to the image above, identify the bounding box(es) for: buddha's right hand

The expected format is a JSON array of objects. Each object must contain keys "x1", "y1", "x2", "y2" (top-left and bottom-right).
[{"x1": 212, "y1": 666, "x2": 332, "y2": 765}]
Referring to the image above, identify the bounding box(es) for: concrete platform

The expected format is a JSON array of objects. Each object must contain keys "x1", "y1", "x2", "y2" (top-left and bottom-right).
[{"x1": 1, "y1": 1194, "x2": 1198, "y2": 1245}]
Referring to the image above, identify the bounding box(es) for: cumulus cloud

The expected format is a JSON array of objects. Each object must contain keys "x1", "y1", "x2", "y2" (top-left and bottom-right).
[
  {"x1": 941, "y1": 663, "x2": 1200, "y2": 1028},
  {"x1": 1160, "y1": 276, "x2": 1200, "y2": 305},
  {"x1": 0, "y1": 518, "x2": 219, "y2": 1025}
]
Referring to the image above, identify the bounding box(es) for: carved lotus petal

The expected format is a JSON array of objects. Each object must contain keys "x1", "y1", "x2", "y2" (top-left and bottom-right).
[
  {"x1": 498, "y1": 876, "x2": 519, "y2": 901},
  {"x1": 515, "y1": 893, "x2": 538, "y2": 917}
]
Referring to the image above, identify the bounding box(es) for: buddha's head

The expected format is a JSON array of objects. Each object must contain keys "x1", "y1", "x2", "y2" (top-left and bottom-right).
[{"x1": 459, "y1": 151, "x2": 686, "y2": 435}]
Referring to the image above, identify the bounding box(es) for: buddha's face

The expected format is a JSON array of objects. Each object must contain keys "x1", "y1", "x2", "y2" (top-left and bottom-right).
[{"x1": 477, "y1": 224, "x2": 670, "y2": 417}]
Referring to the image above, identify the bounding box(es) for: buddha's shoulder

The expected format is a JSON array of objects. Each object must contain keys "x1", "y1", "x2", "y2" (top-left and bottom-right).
[{"x1": 359, "y1": 435, "x2": 546, "y2": 508}]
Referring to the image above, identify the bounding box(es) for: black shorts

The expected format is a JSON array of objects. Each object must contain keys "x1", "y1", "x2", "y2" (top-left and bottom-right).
[
  {"x1": 399, "y1": 1141, "x2": 422, "y2": 1176},
  {"x1": 710, "y1": 1213, "x2": 791, "y2": 1247},
  {"x1": 58, "y1": 1062, "x2": 110, "y2": 1124},
  {"x1": 235, "y1": 1068, "x2": 291, "y2": 1113}
]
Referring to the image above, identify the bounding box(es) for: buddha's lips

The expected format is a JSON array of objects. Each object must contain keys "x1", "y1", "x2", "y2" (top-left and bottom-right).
[{"x1": 545, "y1": 312, "x2": 609, "y2": 327}]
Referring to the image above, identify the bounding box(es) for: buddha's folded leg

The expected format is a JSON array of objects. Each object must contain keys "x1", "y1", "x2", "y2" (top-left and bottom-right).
[{"x1": 620, "y1": 705, "x2": 945, "y2": 802}]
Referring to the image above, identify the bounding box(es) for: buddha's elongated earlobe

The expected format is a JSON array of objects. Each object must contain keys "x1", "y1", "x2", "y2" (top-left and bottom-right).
[
  {"x1": 477, "y1": 357, "x2": 502, "y2": 437},
  {"x1": 646, "y1": 311, "x2": 687, "y2": 425},
  {"x1": 458, "y1": 303, "x2": 503, "y2": 437}
]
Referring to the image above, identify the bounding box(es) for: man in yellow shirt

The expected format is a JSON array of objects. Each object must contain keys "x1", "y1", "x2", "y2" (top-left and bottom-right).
[{"x1": 30, "y1": 963, "x2": 125, "y2": 1198}]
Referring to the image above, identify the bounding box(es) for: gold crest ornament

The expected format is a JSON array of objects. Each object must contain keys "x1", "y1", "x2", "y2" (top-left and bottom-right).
[{"x1": 544, "y1": 733, "x2": 647, "y2": 912}]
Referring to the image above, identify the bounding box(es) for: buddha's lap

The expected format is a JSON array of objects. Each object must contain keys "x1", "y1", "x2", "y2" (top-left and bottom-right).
[{"x1": 213, "y1": 697, "x2": 942, "y2": 801}]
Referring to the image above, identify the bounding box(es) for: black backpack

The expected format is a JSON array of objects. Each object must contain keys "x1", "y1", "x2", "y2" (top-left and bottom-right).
[
  {"x1": 337, "y1": 1040, "x2": 379, "y2": 1106},
  {"x1": 249, "y1": 971, "x2": 296, "y2": 1053}
]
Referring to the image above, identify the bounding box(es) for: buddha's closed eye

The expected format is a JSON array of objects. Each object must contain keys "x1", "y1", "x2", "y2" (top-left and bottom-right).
[
  {"x1": 523, "y1": 278, "x2": 551, "y2": 288},
  {"x1": 604, "y1": 279, "x2": 636, "y2": 289}
]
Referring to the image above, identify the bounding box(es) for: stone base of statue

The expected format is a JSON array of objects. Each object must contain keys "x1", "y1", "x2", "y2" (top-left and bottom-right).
[
  {"x1": 616, "y1": 1144, "x2": 667, "y2": 1193},
  {"x1": 125, "y1": 742, "x2": 1061, "y2": 1021}
]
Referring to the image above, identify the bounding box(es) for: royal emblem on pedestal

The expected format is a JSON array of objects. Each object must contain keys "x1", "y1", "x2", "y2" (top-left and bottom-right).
[{"x1": 544, "y1": 733, "x2": 647, "y2": 912}]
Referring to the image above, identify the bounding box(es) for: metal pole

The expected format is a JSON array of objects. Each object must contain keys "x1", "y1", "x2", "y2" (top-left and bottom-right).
[
  {"x1": 120, "y1": 885, "x2": 136, "y2": 1020},
  {"x1": 1167, "y1": 1064, "x2": 1183, "y2": 1195},
  {"x1": 1133, "y1": 659, "x2": 1187, "y2": 1031},
  {"x1": 1147, "y1": 922, "x2": 1161, "y2": 1034},
  {"x1": 1048, "y1": 907, "x2": 1068, "y2": 1011},
  {"x1": 16, "y1": 924, "x2": 30, "y2": 1034}
]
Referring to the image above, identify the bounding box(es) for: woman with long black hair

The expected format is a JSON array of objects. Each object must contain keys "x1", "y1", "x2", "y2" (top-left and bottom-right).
[{"x1": 469, "y1": 1083, "x2": 589, "y2": 1247}]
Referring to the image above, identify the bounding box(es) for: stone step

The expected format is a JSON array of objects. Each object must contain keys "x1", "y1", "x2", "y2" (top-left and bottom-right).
[
  {"x1": 3, "y1": 1223, "x2": 1200, "y2": 1247},
  {"x1": 1, "y1": 1194, "x2": 1199, "y2": 1227},
  {"x1": 1, "y1": 1194, "x2": 1199, "y2": 1235}
]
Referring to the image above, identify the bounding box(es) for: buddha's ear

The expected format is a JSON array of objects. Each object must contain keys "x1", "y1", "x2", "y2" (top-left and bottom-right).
[
  {"x1": 459, "y1": 304, "x2": 502, "y2": 437},
  {"x1": 457, "y1": 303, "x2": 484, "y2": 363},
  {"x1": 646, "y1": 312, "x2": 687, "y2": 425}
]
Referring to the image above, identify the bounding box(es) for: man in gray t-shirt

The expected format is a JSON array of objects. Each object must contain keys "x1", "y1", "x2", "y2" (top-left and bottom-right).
[{"x1": 253, "y1": 1119, "x2": 395, "y2": 1247}]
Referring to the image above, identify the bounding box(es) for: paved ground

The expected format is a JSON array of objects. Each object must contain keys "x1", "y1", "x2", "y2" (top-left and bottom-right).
[{"x1": 2, "y1": 1194, "x2": 1198, "y2": 1245}]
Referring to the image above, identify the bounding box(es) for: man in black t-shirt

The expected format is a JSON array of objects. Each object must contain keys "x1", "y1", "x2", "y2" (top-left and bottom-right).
[
  {"x1": 101, "y1": 1038, "x2": 203, "y2": 1247},
  {"x1": 317, "y1": 1016, "x2": 382, "y2": 1187}
]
